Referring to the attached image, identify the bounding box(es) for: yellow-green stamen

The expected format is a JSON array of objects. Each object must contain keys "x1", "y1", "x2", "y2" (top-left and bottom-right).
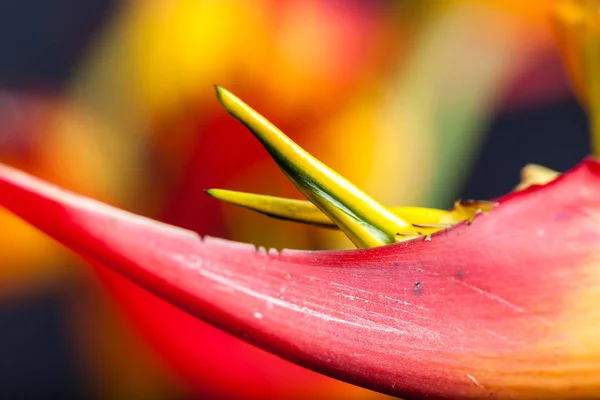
[
  {"x1": 206, "y1": 189, "x2": 338, "y2": 229},
  {"x1": 215, "y1": 86, "x2": 413, "y2": 248},
  {"x1": 207, "y1": 188, "x2": 494, "y2": 239}
]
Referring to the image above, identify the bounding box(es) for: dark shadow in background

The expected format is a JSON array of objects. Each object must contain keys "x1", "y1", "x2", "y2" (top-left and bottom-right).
[
  {"x1": 462, "y1": 100, "x2": 590, "y2": 199},
  {"x1": 0, "y1": 288, "x2": 84, "y2": 399},
  {"x1": 0, "y1": 0, "x2": 591, "y2": 398},
  {"x1": 0, "y1": 0, "x2": 114, "y2": 398},
  {"x1": 0, "y1": 0, "x2": 113, "y2": 88}
]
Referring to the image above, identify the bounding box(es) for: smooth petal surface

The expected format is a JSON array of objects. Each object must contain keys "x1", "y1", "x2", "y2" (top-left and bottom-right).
[{"x1": 1, "y1": 159, "x2": 600, "y2": 399}]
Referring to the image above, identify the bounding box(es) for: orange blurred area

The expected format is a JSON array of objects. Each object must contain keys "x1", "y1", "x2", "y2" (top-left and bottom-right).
[{"x1": 0, "y1": 0, "x2": 580, "y2": 398}]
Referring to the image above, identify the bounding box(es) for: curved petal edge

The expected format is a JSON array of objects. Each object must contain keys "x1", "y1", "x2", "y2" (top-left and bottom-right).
[{"x1": 1, "y1": 159, "x2": 600, "y2": 399}]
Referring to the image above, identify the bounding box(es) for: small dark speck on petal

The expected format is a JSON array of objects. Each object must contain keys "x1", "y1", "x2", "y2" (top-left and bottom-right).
[
  {"x1": 455, "y1": 270, "x2": 464, "y2": 280},
  {"x1": 412, "y1": 281, "x2": 423, "y2": 297}
]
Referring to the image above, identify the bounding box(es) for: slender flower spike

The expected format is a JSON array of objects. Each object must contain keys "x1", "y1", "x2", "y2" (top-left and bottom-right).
[
  {"x1": 214, "y1": 86, "x2": 495, "y2": 245},
  {"x1": 206, "y1": 188, "x2": 492, "y2": 236},
  {"x1": 206, "y1": 188, "x2": 354, "y2": 229},
  {"x1": 215, "y1": 86, "x2": 413, "y2": 248}
]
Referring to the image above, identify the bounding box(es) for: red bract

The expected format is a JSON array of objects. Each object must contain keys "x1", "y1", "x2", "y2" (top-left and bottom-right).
[{"x1": 0, "y1": 158, "x2": 600, "y2": 399}]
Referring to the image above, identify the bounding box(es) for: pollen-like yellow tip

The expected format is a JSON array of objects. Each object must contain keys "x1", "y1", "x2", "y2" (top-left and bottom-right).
[{"x1": 514, "y1": 164, "x2": 560, "y2": 191}]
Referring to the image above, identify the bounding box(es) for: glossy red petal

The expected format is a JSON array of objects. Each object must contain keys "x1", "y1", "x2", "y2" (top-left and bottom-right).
[{"x1": 1, "y1": 159, "x2": 600, "y2": 399}]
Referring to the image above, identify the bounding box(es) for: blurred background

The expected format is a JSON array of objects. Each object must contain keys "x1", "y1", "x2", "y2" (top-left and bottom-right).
[{"x1": 0, "y1": 0, "x2": 591, "y2": 399}]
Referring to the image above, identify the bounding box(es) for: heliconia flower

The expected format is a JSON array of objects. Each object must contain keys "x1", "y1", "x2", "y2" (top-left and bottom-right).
[
  {"x1": 207, "y1": 86, "x2": 496, "y2": 247},
  {"x1": 12, "y1": 3, "x2": 558, "y2": 398},
  {"x1": 0, "y1": 77, "x2": 600, "y2": 400},
  {"x1": 4, "y1": 2, "x2": 600, "y2": 398}
]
